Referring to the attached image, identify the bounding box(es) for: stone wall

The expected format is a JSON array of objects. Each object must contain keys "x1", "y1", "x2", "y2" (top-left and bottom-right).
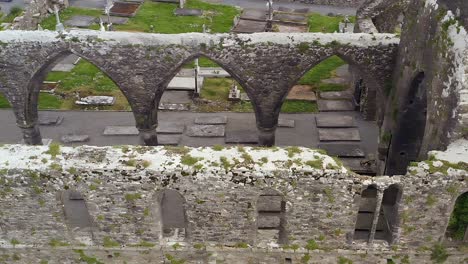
[
  {"x1": 10, "y1": 0, "x2": 68, "y2": 30},
  {"x1": 381, "y1": 0, "x2": 468, "y2": 175},
  {"x1": 0, "y1": 143, "x2": 466, "y2": 263},
  {"x1": 0, "y1": 31, "x2": 399, "y2": 147}
]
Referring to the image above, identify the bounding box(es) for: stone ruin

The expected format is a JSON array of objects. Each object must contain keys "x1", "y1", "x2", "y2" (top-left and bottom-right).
[{"x1": 0, "y1": 0, "x2": 467, "y2": 262}]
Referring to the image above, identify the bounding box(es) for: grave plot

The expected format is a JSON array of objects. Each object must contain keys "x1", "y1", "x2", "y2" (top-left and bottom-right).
[
  {"x1": 109, "y1": 2, "x2": 142, "y2": 17},
  {"x1": 64, "y1": 15, "x2": 97, "y2": 28}
]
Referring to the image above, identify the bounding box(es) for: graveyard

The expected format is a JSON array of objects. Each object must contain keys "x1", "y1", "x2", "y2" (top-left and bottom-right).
[{"x1": 0, "y1": 0, "x2": 467, "y2": 263}]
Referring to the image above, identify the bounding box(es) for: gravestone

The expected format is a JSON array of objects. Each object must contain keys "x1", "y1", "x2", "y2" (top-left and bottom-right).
[
  {"x1": 156, "y1": 122, "x2": 185, "y2": 134},
  {"x1": 194, "y1": 116, "x2": 227, "y2": 125},
  {"x1": 186, "y1": 125, "x2": 225, "y2": 137},
  {"x1": 225, "y1": 130, "x2": 258, "y2": 144},
  {"x1": 61, "y1": 134, "x2": 90, "y2": 143},
  {"x1": 158, "y1": 103, "x2": 190, "y2": 111},
  {"x1": 103, "y1": 126, "x2": 139, "y2": 136},
  {"x1": 318, "y1": 128, "x2": 361, "y2": 141},
  {"x1": 64, "y1": 15, "x2": 97, "y2": 27}
]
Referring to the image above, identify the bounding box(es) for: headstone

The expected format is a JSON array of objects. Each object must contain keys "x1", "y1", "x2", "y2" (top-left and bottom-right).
[
  {"x1": 194, "y1": 116, "x2": 227, "y2": 125},
  {"x1": 158, "y1": 135, "x2": 181, "y2": 145},
  {"x1": 156, "y1": 122, "x2": 185, "y2": 134},
  {"x1": 61, "y1": 134, "x2": 90, "y2": 143},
  {"x1": 39, "y1": 114, "x2": 63, "y2": 126},
  {"x1": 64, "y1": 15, "x2": 97, "y2": 28},
  {"x1": 186, "y1": 125, "x2": 225, "y2": 137},
  {"x1": 75, "y1": 96, "x2": 116, "y2": 106},
  {"x1": 225, "y1": 130, "x2": 258, "y2": 144},
  {"x1": 317, "y1": 100, "x2": 354, "y2": 112},
  {"x1": 317, "y1": 144, "x2": 365, "y2": 158},
  {"x1": 103, "y1": 126, "x2": 139, "y2": 136},
  {"x1": 278, "y1": 119, "x2": 295, "y2": 128},
  {"x1": 315, "y1": 115, "x2": 355, "y2": 128},
  {"x1": 318, "y1": 128, "x2": 361, "y2": 141},
  {"x1": 228, "y1": 84, "x2": 241, "y2": 102},
  {"x1": 174, "y1": 8, "x2": 203, "y2": 16}
]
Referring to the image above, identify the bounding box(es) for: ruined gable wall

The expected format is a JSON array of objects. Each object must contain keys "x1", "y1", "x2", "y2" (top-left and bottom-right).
[{"x1": 381, "y1": 0, "x2": 467, "y2": 172}]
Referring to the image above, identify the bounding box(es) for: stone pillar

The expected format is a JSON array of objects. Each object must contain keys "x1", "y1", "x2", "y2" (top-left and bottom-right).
[
  {"x1": 138, "y1": 127, "x2": 158, "y2": 146},
  {"x1": 19, "y1": 123, "x2": 43, "y2": 145},
  {"x1": 258, "y1": 127, "x2": 276, "y2": 147},
  {"x1": 368, "y1": 189, "x2": 383, "y2": 244}
]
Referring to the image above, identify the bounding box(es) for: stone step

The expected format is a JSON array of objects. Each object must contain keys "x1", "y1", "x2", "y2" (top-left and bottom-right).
[
  {"x1": 317, "y1": 100, "x2": 354, "y2": 112},
  {"x1": 317, "y1": 144, "x2": 365, "y2": 158},
  {"x1": 315, "y1": 115, "x2": 355, "y2": 128},
  {"x1": 318, "y1": 128, "x2": 360, "y2": 141}
]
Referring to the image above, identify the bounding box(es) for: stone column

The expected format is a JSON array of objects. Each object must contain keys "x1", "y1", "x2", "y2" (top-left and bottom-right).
[
  {"x1": 134, "y1": 110, "x2": 159, "y2": 146},
  {"x1": 368, "y1": 189, "x2": 384, "y2": 244},
  {"x1": 257, "y1": 127, "x2": 276, "y2": 147},
  {"x1": 19, "y1": 123, "x2": 43, "y2": 145},
  {"x1": 138, "y1": 127, "x2": 158, "y2": 146}
]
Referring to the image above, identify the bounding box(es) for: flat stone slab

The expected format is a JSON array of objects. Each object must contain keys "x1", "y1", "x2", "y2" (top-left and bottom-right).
[
  {"x1": 341, "y1": 158, "x2": 377, "y2": 175},
  {"x1": 157, "y1": 135, "x2": 181, "y2": 146},
  {"x1": 278, "y1": 119, "x2": 295, "y2": 128},
  {"x1": 194, "y1": 116, "x2": 227, "y2": 125},
  {"x1": 319, "y1": 91, "x2": 353, "y2": 100},
  {"x1": 60, "y1": 134, "x2": 90, "y2": 143},
  {"x1": 318, "y1": 128, "x2": 361, "y2": 141},
  {"x1": 286, "y1": 85, "x2": 316, "y2": 101},
  {"x1": 198, "y1": 67, "x2": 230, "y2": 77},
  {"x1": 273, "y1": 13, "x2": 307, "y2": 24},
  {"x1": 39, "y1": 114, "x2": 63, "y2": 126},
  {"x1": 317, "y1": 144, "x2": 365, "y2": 158},
  {"x1": 99, "y1": 15, "x2": 129, "y2": 25},
  {"x1": 20, "y1": 138, "x2": 52, "y2": 145},
  {"x1": 51, "y1": 63, "x2": 75, "y2": 72},
  {"x1": 76, "y1": 96, "x2": 115, "y2": 106},
  {"x1": 315, "y1": 115, "x2": 355, "y2": 128},
  {"x1": 225, "y1": 130, "x2": 258, "y2": 144},
  {"x1": 240, "y1": 9, "x2": 266, "y2": 21},
  {"x1": 103, "y1": 126, "x2": 139, "y2": 136},
  {"x1": 232, "y1": 19, "x2": 267, "y2": 33},
  {"x1": 156, "y1": 122, "x2": 185, "y2": 134},
  {"x1": 167, "y1": 77, "x2": 199, "y2": 91},
  {"x1": 109, "y1": 2, "x2": 141, "y2": 17},
  {"x1": 317, "y1": 100, "x2": 354, "y2": 112},
  {"x1": 174, "y1": 8, "x2": 203, "y2": 16},
  {"x1": 159, "y1": 103, "x2": 190, "y2": 111},
  {"x1": 64, "y1": 15, "x2": 96, "y2": 27},
  {"x1": 186, "y1": 125, "x2": 225, "y2": 137}
]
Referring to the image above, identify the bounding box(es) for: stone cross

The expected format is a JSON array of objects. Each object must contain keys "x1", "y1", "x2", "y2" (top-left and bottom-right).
[
  {"x1": 99, "y1": 17, "x2": 105, "y2": 32},
  {"x1": 105, "y1": 0, "x2": 114, "y2": 25},
  {"x1": 180, "y1": 0, "x2": 185, "y2": 9},
  {"x1": 54, "y1": 5, "x2": 64, "y2": 32},
  {"x1": 265, "y1": 0, "x2": 273, "y2": 32}
]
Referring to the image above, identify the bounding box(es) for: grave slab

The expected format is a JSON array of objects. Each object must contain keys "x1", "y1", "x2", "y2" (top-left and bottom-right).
[
  {"x1": 315, "y1": 115, "x2": 355, "y2": 128},
  {"x1": 198, "y1": 67, "x2": 230, "y2": 77},
  {"x1": 317, "y1": 144, "x2": 365, "y2": 158},
  {"x1": 318, "y1": 128, "x2": 361, "y2": 141},
  {"x1": 109, "y1": 2, "x2": 141, "y2": 17},
  {"x1": 341, "y1": 158, "x2": 377, "y2": 175},
  {"x1": 273, "y1": 13, "x2": 307, "y2": 24},
  {"x1": 51, "y1": 63, "x2": 75, "y2": 72},
  {"x1": 39, "y1": 114, "x2": 63, "y2": 126},
  {"x1": 286, "y1": 85, "x2": 316, "y2": 101},
  {"x1": 103, "y1": 126, "x2": 139, "y2": 136},
  {"x1": 319, "y1": 91, "x2": 353, "y2": 100},
  {"x1": 64, "y1": 15, "x2": 96, "y2": 27},
  {"x1": 317, "y1": 100, "x2": 354, "y2": 111},
  {"x1": 195, "y1": 116, "x2": 227, "y2": 125},
  {"x1": 152, "y1": 0, "x2": 178, "y2": 2},
  {"x1": 158, "y1": 135, "x2": 181, "y2": 145},
  {"x1": 156, "y1": 122, "x2": 185, "y2": 134},
  {"x1": 186, "y1": 125, "x2": 225, "y2": 137},
  {"x1": 61, "y1": 134, "x2": 90, "y2": 143},
  {"x1": 75, "y1": 96, "x2": 115, "y2": 106},
  {"x1": 159, "y1": 103, "x2": 190, "y2": 111},
  {"x1": 99, "y1": 15, "x2": 129, "y2": 25},
  {"x1": 167, "y1": 77, "x2": 198, "y2": 91},
  {"x1": 225, "y1": 130, "x2": 258, "y2": 144},
  {"x1": 240, "y1": 9, "x2": 266, "y2": 21},
  {"x1": 174, "y1": 8, "x2": 203, "y2": 16},
  {"x1": 278, "y1": 119, "x2": 295, "y2": 128},
  {"x1": 232, "y1": 19, "x2": 267, "y2": 33}
]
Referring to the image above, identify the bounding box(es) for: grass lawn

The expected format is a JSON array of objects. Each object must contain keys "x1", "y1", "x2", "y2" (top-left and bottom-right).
[
  {"x1": 308, "y1": 13, "x2": 356, "y2": 33},
  {"x1": 0, "y1": 6, "x2": 23, "y2": 30},
  {"x1": 40, "y1": 7, "x2": 102, "y2": 30},
  {"x1": 199, "y1": 78, "x2": 317, "y2": 113},
  {"x1": 298, "y1": 55, "x2": 347, "y2": 92},
  {"x1": 0, "y1": 93, "x2": 62, "y2": 109}
]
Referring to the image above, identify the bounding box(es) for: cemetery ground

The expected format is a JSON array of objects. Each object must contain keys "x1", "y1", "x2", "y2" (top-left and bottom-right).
[{"x1": 0, "y1": 0, "x2": 353, "y2": 112}]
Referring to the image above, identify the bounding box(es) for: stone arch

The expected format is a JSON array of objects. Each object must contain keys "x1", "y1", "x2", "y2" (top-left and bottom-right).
[
  {"x1": 375, "y1": 184, "x2": 403, "y2": 244},
  {"x1": 385, "y1": 71, "x2": 427, "y2": 175},
  {"x1": 445, "y1": 191, "x2": 468, "y2": 243},
  {"x1": 256, "y1": 189, "x2": 287, "y2": 245},
  {"x1": 353, "y1": 185, "x2": 379, "y2": 241},
  {"x1": 157, "y1": 189, "x2": 189, "y2": 241}
]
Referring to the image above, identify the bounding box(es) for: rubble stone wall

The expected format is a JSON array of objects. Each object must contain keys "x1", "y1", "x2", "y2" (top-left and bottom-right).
[{"x1": 10, "y1": 0, "x2": 68, "y2": 30}]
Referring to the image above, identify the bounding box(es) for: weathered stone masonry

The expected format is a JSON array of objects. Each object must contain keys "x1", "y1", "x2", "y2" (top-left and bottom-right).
[
  {"x1": 0, "y1": 144, "x2": 466, "y2": 263},
  {"x1": 0, "y1": 31, "x2": 399, "y2": 147}
]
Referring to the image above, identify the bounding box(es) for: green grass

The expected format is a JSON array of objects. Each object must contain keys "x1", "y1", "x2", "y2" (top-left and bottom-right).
[
  {"x1": 281, "y1": 100, "x2": 317, "y2": 113},
  {"x1": 308, "y1": 13, "x2": 356, "y2": 33},
  {"x1": 0, "y1": 94, "x2": 11, "y2": 108},
  {"x1": 446, "y1": 193, "x2": 468, "y2": 240},
  {"x1": 200, "y1": 78, "x2": 231, "y2": 100},
  {"x1": 0, "y1": 6, "x2": 23, "y2": 24},
  {"x1": 0, "y1": 93, "x2": 61, "y2": 109},
  {"x1": 40, "y1": 7, "x2": 102, "y2": 30},
  {"x1": 299, "y1": 55, "x2": 346, "y2": 85}
]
